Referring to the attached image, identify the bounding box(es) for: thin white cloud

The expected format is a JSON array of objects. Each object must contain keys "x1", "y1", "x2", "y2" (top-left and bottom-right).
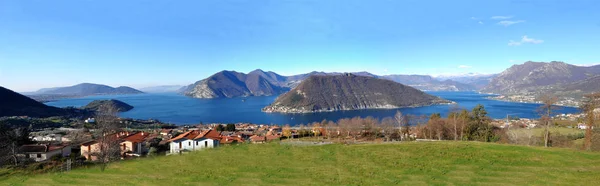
[
  {"x1": 478, "y1": 21, "x2": 484, "y2": 24},
  {"x1": 508, "y1": 35, "x2": 544, "y2": 46},
  {"x1": 471, "y1": 17, "x2": 477, "y2": 20},
  {"x1": 498, "y1": 20, "x2": 525, "y2": 26},
  {"x1": 491, "y1": 16, "x2": 513, "y2": 20},
  {"x1": 458, "y1": 65, "x2": 472, "y2": 69}
]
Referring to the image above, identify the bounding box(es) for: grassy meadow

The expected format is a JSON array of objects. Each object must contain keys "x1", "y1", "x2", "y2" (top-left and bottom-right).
[{"x1": 2, "y1": 142, "x2": 600, "y2": 185}]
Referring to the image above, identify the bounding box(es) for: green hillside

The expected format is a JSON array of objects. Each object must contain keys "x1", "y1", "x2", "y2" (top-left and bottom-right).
[{"x1": 3, "y1": 142, "x2": 600, "y2": 185}]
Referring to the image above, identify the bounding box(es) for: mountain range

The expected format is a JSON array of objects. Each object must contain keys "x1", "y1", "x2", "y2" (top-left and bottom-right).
[
  {"x1": 181, "y1": 70, "x2": 480, "y2": 98},
  {"x1": 263, "y1": 74, "x2": 450, "y2": 113},
  {"x1": 482, "y1": 61, "x2": 600, "y2": 99},
  {"x1": 20, "y1": 61, "x2": 599, "y2": 105},
  {"x1": 30, "y1": 83, "x2": 144, "y2": 96},
  {"x1": 435, "y1": 73, "x2": 497, "y2": 90},
  {"x1": 23, "y1": 83, "x2": 144, "y2": 102}
]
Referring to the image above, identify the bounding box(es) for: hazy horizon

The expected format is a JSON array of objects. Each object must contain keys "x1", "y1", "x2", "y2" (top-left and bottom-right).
[{"x1": 2, "y1": 0, "x2": 599, "y2": 92}]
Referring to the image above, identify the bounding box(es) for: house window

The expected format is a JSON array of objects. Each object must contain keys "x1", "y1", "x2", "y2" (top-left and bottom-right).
[
  {"x1": 196, "y1": 141, "x2": 199, "y2": 146},
  {"x1": 37, "y1": 154, "x2": 42, "y2": 158},
  {"x1": 205, "y1": 141, "x2": 208, "y2": 148},
  {"x1": 189, "y1": 142, "x2": 191, "y2": 146}
]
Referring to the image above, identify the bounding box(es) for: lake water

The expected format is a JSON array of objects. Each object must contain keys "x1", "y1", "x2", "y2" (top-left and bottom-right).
[{"x1": 46, "y1": 92, "x2": 579, "y2": 125}]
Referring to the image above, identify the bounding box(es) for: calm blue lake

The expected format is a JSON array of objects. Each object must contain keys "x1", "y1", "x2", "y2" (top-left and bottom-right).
[{"x1": 45, "y1": 92, "x2": 579, "y2": 125}]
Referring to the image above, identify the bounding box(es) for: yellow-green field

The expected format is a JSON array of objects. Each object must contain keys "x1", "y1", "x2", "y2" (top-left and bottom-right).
[{"x1": 2, "y1": 142, "x2": 600, "y2": 185}]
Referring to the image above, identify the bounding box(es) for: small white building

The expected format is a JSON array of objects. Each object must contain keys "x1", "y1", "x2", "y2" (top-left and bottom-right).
[
  {"x1": 85, "y1": 118, "x2": 96, "y2": 123},
  {"x1": 31, "y1": 134, "x2": 63, "y2": 142},
  {"x1": 169, "y1": 130, "x2": 221, "y2": 154},
  {"x1": 578, "y1": 124, "x2": 594, "y2": 130},
  {"x1": 19, "y1": 144, "x2": 71, "y2": 162}
]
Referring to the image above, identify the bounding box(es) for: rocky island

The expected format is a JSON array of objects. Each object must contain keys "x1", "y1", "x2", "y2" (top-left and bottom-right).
[{"x1": 262, "y1": 74, "x2": 451, "y2": 113}]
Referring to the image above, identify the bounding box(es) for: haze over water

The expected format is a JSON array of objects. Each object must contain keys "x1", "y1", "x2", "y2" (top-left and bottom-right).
[{"x1": 46, "y1": 92, "x2": 579, "y2": 125}]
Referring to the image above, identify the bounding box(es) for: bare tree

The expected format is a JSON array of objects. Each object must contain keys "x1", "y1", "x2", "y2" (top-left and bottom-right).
[
  {"x1": 538, "y1": 94, "x2": 559, "y2": 148},
  {"x1": 92, "y1": 104, "x2": 123, "y2": 171},
  {"x1": 337, "y1": 118, "x2": 351, "y2": 142},
  {"x1": 414, "y1": 115, "x2": 428, "y2": 139},
  {"x1": 395, "y1": 111, "x2": 408, "y2": 140},
  {"x1": 458, "y1": 109, "x2": 469, "y2": 140},
  {"x1": 402, "y1": 115, "x2": 412, "y2": 140},
  {"x1": 66, "y1": 130, "x2": 92, "y2": 146},
  {"x1": 326, "y1": 121, "x2": 336, "y2": 139},
  {"x1": 380, "y1": 117, "x2": 396, "y2": 141},
  {"x1": 0, "y1": 125, "x2": 30, "y2": 166},
  {"x1": 312, "y1": 122, "x2": 322, "y2": 139},
  {"x1": 582, "y1": 92, "x2": 600, "y2": 150},
  {"x1": 448, "y1": 105, "x2": 463, "y2": 141},
  {"x1": 282, "y1": 124, "x2": 292, "y2": 140}
]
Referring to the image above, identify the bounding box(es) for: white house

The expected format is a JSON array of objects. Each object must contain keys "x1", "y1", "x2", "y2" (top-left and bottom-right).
[
  {"x1": 169, "y1": 130, "x2": 221, "y2": 154},
  {"x1": 19, "y1": 144, "x2": 71, "y2": 162},
  {"x1": 578, "y1": 124, "x2": 594, "y2": 130},
  {"x1": 120, "y1": 132, "x2": 152, "y2": 156},
  {"x1": 85, "y1": 118, "x2": 96, "y2": 123}
]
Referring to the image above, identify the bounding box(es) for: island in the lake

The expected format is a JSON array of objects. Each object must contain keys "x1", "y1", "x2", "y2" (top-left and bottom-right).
[
  {"x1": 83, "y1": 99, "x2": 134, "y2": 112},
  {"x1": 262, "y1": 73, "x2": 451, "y2": 113}
]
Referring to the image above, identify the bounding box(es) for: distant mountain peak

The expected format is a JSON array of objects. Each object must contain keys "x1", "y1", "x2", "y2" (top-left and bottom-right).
[
  {"x1": 249, "y1": 69, "x2": 266, "y2": 73},
  {"x1": 33, "y1": 83, "x2": 143, "y2": 96}
]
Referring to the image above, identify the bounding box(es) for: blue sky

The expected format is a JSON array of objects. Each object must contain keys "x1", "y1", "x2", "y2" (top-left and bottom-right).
[{"x1": 1, "y1": 0, "x2": 599, "y2": 92}]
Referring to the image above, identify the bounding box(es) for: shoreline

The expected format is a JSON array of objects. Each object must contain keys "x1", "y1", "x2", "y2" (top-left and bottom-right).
[
  {"x1": 484, "y1": 95, "x2": 580, "y2": 108},
  {"x1": 262, "y1": 101, "x2": 456, "y2": 114}
]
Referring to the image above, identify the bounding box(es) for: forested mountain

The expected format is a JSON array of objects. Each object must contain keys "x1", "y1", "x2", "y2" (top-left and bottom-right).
[
  {"x1": 0, "y1": 86, "x2": 67, "y2": 117},
  {"x1": 262, "y1": 74, "x2": 450, "y2": 113}
]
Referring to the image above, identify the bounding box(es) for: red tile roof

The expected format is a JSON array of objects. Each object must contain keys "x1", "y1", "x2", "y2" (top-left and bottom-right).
[
  {"x1": 169, "y1": 130, "x2": 221, "y2": 142},
  {"x1": 122, "y1": 132, "x2": 151, "y2": 143},
  {"x1": 250, "y1": 135, "x2": 266, "y2": 142},
  {"x1": 266, "y1": 135, "x2": 281, "y2": 141},
  {"x1": 196, "y1": 130, "x2": 221, "y2": 140},
  {"x1": 168, "y1": 130, "x2": 199, "y2": 142},
  {"x1": 220, "y1": 136, "x2": 245, "y2": 144},
  {"x1": 81, "y1": 132, "x2": 132, "y2": 146}
]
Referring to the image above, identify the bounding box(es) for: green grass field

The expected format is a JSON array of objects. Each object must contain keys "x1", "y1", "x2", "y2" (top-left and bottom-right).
[{"x1": 2, "y1": 142, "x2": 600, "y2": 185}]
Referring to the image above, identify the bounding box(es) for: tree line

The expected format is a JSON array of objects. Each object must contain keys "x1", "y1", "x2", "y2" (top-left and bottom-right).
[
  {"x1": 282, "y1": 92, "x2": 600, "y2": 150},
  {"x1": 281, "y1": 104, "x2": 502, "y2": 142}
]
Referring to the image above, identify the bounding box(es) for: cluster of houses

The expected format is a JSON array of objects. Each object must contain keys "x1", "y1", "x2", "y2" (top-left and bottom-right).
[{"x1": 18, "y1": 123, "x2": 285, "y2": 163}]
